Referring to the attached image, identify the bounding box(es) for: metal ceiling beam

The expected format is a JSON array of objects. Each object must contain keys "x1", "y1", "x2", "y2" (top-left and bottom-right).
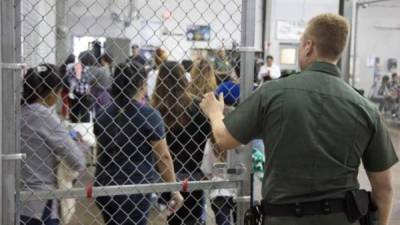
[
  {"x1": 368, "y1": 4, "x2": 400, "y2": 7},
  {"x1": 357, "y1": 0, "x2": 397, "y2": 6}
]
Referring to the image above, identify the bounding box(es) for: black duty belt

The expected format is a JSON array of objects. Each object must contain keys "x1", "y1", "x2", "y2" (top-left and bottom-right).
[{"x1": 261, "y1": 199, "x2": 346, "y2": 217}]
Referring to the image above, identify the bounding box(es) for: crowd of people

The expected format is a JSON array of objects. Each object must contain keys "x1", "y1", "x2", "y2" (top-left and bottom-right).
[
  {"x1": 369, "y1": 72, "x2": 400, "y2": 119},
  {"x1": 17, "y1": 12, "x2": 400, "y2": 225},
  {"x1": 19, "y1": 42, "x2": 278, "y2": 225}
]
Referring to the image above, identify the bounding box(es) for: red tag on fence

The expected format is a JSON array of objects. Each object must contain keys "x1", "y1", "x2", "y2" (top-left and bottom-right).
[
  {"x1": 86, "y1": 183, "x2": 93, "y2": 198},
  {"x1": 181, "y1": 178, "x2": 189, "y2": 192}
]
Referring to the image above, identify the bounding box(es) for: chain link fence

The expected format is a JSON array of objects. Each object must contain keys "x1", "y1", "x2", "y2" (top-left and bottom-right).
[{"x1": 0, "y1": 0, "x2": 259, "y2": 225}]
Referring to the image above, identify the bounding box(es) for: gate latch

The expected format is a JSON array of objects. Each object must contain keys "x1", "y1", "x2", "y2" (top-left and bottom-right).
[
  {"x1": 0, "y1": 63, "x2": 27, "y2": 70},
  {"x1": 1, "y1": 153, "x2": 26, "y2": 160}
]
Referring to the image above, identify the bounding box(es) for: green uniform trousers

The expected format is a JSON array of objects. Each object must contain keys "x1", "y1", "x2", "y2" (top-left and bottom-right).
[{"x1": 263, "y1": 213, "x2": 360, "y2": 225}]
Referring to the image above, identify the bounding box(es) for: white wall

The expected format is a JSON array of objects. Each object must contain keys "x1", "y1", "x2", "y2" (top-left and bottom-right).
[
  {"x1": 22, "y1": 0, "x2": 56, "y2": 66},
  {"x1": 267, "y1": 0, "x2": 339, "y2": 69},
  {"x1": 67, "y1": 0, "x2": 251, "y2": 61},
  {"x1": 21, "y1": 0, "x2": 345, "y2": 66},
  {"x1": 355, "y1": 5, "x2": 400, "y2": 92},
  {"x1": 21, "y1": 0, "x2": 263, "y2": 63}
]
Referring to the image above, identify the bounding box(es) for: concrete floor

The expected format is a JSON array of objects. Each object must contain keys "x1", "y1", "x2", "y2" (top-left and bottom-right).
[{"x1": 66, "y1": 126, "x2": 400, "y2": 225}]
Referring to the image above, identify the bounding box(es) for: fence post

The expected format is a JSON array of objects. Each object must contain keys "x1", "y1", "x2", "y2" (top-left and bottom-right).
[
  {"x1": 56, "y1": 0, "x2": 70, "y2": 65},
  {"x1": 237, "y1": 0, "x2": 257, "y2": 224},
  {"x1": 1, "y1": 0, "x2": 22, "y2": 224},
  {"x1": 339, "y1": 0, "x2": 354, "y2": 84},
  {"x1": 0, "y1": 1, "x2": 2, "y2": 221}
]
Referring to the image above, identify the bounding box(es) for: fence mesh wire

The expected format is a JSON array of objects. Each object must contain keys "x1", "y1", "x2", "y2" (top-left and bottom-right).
[{"x1": 19, "y1": 0, "x2": 245, "y2": 225}]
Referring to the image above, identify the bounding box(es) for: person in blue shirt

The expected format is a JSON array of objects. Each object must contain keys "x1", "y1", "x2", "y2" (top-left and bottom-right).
[
  {"x1": 94, "y1": 63, "x2": 183, "y2": 225},
  {"x1": 216, "y1": 80, "x2": 240, "y2": 106}
]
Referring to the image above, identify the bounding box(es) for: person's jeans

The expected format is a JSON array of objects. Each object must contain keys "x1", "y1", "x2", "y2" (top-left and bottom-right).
[
  {"x1": 211, "y1": 196, "x2": 236, "y2": 225},
  {"x1": 20, "y1": 216, "x2": 42, "y2": 225},
  {"x1": 70, "y1": 93, "x2": 92, "y2": 123},
  {"x1": 42, "y1": 200, "x2": 60, "y2": 225},
  {"x1": 90, "y1": 88, "x2": 112, "y2": 116},
  {"x1": 20, "y1": 200, "x2": 60, "y2": 225},
  {"x1": 96, "y1": 194, "x2": 151, "y2": 225}
]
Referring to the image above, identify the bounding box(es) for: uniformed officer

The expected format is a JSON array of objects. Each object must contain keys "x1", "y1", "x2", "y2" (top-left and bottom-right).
[{"x1": 200, "y1": 13, "x2": 398, "y2": 225}]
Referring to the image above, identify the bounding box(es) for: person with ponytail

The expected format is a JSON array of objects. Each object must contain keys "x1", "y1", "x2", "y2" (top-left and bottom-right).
[
  {"x1": 151, "y1": 61, "x2": 211, "y2": 225},
  {"x1": 188, "y1": 58, "x2": 218, "y2": 98},
  {"x1": 20, "y1": 64, "x2": 86, "y2": 225},
  {"x1": 94, "y1": 63, "x2": 183, "y2": 225}
]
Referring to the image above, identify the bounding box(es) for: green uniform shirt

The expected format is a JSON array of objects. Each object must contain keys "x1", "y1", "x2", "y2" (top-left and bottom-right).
[{"x1": 224, "y1": 61, "x2": 398, "y2": 204}]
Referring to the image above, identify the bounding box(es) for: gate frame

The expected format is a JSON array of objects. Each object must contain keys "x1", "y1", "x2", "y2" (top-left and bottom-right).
[
  {"x1": 236, "y1": 1, "x2": 258, "y2": 225},
  {"x1": 5, "y1": 0, "x2": 260, "y2": 224},
  {"x1": 1, "y1": 0, "x2": 22, "y2": 224}
]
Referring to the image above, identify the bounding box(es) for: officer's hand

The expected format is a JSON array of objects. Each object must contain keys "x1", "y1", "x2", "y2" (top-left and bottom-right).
[{"x1": 200, "y1": 92, "x2": 225, "y2": 119}]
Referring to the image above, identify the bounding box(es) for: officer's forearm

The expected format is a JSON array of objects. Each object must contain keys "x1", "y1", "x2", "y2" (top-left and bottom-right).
[
  {"x1": 373, "y1": 187, "x2": 393, "y2": 225},
  {"x1": 208, "y1": 112, "x2": 241, "y2": 150},
  {"x1": 367, "y1": 169, "x2": 394, "y2": 225}
]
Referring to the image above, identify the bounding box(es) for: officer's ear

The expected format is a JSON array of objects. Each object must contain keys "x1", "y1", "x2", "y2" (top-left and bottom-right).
[{"x1": 304, "y1": 39, "x2": 315, "y2": 57}]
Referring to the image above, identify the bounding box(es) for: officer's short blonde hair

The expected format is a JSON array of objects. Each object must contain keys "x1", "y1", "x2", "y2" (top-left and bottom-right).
[{"x1": 304, "y1": 13, "x2": 349, "y2": 61}]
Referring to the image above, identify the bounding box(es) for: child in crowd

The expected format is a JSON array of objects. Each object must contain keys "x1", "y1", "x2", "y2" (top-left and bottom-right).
[
  {"x1": 201, "y1": 107, "x2": 241, "y2": 225},
  {"x1": 201, "y1": 96, "x2": 266, "y2": 225},
  {"x1": 20, "y1": 64, "x2": 87, "y2": 225},
  {"x1": 201, "y1": 137, "x2": 239, "y2": 225}
]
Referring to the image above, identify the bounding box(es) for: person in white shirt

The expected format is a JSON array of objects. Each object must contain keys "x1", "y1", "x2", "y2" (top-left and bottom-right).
[
  {"x1": 201, "y1": 137, "x2": 240, "y2": 225},
  {"x1": 147, "y1": 48, "x2": 168, "y2": 99},
  {"x1": 257, "y1": 55, "x2": 281, "y2": 82},
  {"x1": 201, "y1": 106, "x2": 243, "y2": 225}
]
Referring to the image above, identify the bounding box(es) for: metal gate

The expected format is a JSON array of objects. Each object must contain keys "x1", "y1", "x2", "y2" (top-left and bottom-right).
[{"x1": 1, "y1": 0, "x2": 259, "y2": 224}]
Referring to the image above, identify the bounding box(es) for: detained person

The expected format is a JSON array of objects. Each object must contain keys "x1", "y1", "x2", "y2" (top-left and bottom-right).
[
  {"x1": 20, "y1": 64, "x2": 87, "y2": 225},
  {"x1": 94, "y1": 63, "x2": 183, "y2": 225}
]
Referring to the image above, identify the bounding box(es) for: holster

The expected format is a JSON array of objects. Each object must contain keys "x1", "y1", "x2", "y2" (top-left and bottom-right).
[
  {"x1": 344, "y1": 190, "x2": 378, "y2": 225},
  {"x1": 244, "y1": 203, "x2": 263, "y2": 225}
]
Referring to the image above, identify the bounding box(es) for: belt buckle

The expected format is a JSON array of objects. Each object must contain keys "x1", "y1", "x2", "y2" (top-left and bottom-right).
[
  {"x1": 321, "y1": 200, "x2": 331, "y2": 215},
  {"x1": 294, "y1": 203, "x2": 303, "y2": 217}
]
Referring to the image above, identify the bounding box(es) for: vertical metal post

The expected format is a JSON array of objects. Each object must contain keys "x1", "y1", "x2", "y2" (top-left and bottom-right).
[
  {"x1": 352, "y1": 3, "x2": 360, "y2": 87},
  {"x1": 240, "y1": 2, "x2": 257, "y2": 100},
  {"x1": 264, "y1": 0, "x2": 273, "y2": 55},
  {"x1": 56, "y1": 0, "x2": 69, "y2": 65},
  {"x1": 14, "y1": 1, "x2": 22, "y2": 224},
  {"x1": 339, "y1": 0, "x2": 345, "y2": 15},
  {"x1": 339, "y1": 0, "x2": 354, "y2": 84},
  {"x1": 1, "y1": 0, "x2": 22, "y2": 224},
  {"x1": 0, "y1": 1, "x2": 3, "y2": 221},
  {"x1": 238, "y1": 0, "x2": 257, "y2": 225},
  {"x1": 261, "y1": 0, "x2": 266, "y2": 55}
]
